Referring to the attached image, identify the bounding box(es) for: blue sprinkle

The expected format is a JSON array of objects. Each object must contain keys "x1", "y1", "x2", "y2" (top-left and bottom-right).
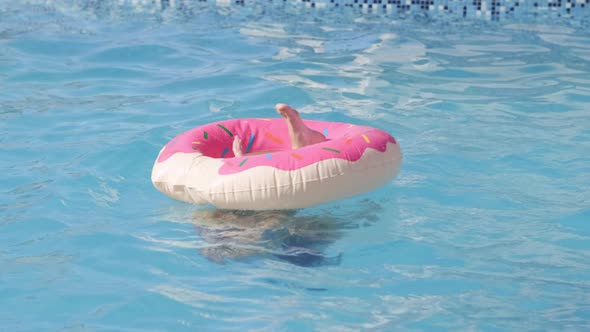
[
  {"x1": 246, "y1": 134, "x2": 255, "y2": 153},
  {"x1": 221, "y1": 147, "x2": 229, "y2": 158},
  {"x1": 265, "y1": 153, "x2": 272, "y2": 160},
  {"x1": 324, "y1": 128, "x2": 328, "y2": 137}
]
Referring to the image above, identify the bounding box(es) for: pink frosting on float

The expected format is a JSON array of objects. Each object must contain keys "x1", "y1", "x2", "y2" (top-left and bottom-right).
[{"x1": 156, "y1": 118, "x2": 397, "y2": 175}]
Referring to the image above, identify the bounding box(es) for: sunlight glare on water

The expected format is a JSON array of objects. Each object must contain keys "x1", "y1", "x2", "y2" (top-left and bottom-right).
[{"x1": 1, "y1": 1, "x2": 590, "y2": 330}]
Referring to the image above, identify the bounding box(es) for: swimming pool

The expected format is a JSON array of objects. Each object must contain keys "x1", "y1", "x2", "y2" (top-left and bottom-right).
[{"x1": 2, "y1": 0, "x2": 590, "y2": 330}]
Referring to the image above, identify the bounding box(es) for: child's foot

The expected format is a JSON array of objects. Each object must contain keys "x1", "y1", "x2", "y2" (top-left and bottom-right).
[
  {"x1": 232, "y1": 136, "x2": 243, "y2": 157},
  {"x1": 276, "y1": 103, "x2": 326, "y2": 149}
]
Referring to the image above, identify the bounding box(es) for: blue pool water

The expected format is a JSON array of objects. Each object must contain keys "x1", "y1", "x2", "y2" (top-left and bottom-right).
[{"x1": 2, "y1": 1, "x2": 590, "y2": 331}]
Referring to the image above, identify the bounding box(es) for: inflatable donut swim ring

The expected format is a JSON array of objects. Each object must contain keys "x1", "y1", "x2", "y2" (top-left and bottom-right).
[{"x1": 151, "y1": 118, "x2": 402, "y2": 210}]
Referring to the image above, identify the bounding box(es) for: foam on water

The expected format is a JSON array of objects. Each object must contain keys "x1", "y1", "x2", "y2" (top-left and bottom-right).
[{"x1": 1, "y1": 1, "x2": 590, "y2": 331}]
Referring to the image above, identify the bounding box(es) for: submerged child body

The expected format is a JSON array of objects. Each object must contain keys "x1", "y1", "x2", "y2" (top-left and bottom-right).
[{"x1": 232, "y1": 103, "x2": 326, "y2": 157}]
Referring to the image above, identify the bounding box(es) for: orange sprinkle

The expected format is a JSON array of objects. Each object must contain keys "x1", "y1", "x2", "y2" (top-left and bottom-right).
[
  {"x1": 345, "y1": 138, "x2": 353, "y2": 144},
  {"x1": 291, "y1": 152, "x2": 303, "y2": 160},
  {"x1": 192, "y1": 141, "x2": 201, "y2": 145},
  {"x1": 362, "y1": 134, "x2": 370, "y2": 143},
  {"x1": 265, "y1": 132, "x2": 283, "y2": 144}
]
